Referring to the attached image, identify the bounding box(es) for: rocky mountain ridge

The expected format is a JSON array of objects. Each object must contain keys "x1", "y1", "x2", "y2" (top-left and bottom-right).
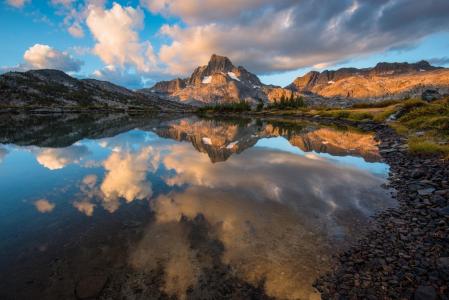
[
  {"x1": 288, "y1": 61, "x2": 448, "y2": 101},
  {"x1": 0, "y1": 69, "x2": 189, "y2": 112},
  {"x1": 148, "y1": 55, "x2": 449, "y2": 107}
]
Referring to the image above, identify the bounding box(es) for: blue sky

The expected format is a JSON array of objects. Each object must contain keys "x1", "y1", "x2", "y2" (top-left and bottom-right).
[{"x1": 1, "y1": 0, "x2": 449, "y2": 88}]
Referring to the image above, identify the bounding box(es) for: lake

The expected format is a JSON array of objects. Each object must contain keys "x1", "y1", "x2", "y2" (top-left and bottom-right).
[{"x1": 0, "y1": 113, "x2": 395, "y2": 299}]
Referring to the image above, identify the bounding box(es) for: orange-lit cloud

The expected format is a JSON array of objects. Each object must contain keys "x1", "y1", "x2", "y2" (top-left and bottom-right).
[
  {"x1": 100, "y1": 146, "x2": 157, "y2": 211},
  {"x1": 34, "y1": 199, "x2": 55, "y2": 213},
  {"x1": 73, "y1": 200, "x2": 96, "y2": 216},
  {"x1": 35, "y1": 145, "x2": 90, "y2": 170}
]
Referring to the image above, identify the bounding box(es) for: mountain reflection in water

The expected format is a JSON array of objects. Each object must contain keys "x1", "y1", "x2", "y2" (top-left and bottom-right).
[{"x1": 0, "y1": 114, "x2": 394, "y2": 300}]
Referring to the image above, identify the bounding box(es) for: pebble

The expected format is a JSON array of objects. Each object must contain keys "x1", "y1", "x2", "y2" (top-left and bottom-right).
[
  {"x1": 75, "y1": 274, "x2": 108, "y2": 299},
  {"x1": 314, "y1": 121, "x2": 449, "y2": 299},
  {"x1": 414, "y1": 285, "x2": 437, "y2": 300}
]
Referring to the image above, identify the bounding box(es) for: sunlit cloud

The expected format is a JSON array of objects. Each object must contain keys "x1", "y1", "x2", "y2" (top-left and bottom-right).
[
  {"x1": 86, "y1": 2, "x2": 157, "y2": 73},
  {"x1": 34, "y1": 199, "x2": 55, "y2": 213},
  {"x1": 35, "y1": 145, "x2": 90, "y2": 170},
  {"x1": 147, "y1": 0, "x2": 449, "y2": 75},
  {"x1": 23, "y1": 44, "x2": 83, "y2": 71},
  {"x1": 73, "y1": 200, "x2": 96, "y2": 216},
  {"x1": 100, "y1": 146, "x2": 157, "y2": 212},
  {"x1": 6, "y1": 0, "x2": 29, "y2": 8}
]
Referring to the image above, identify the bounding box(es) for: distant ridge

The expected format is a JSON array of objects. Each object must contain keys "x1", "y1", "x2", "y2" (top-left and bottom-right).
[{"x1": 0, "y1": 69, "x2": 189, "y2": 111}]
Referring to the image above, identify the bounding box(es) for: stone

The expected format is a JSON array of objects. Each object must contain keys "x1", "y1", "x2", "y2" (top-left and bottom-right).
[
  {"x1": 417, "y1": 188, "x2": 435, "y2": 196},
  {"x1": 438, "y1": 206, "x2": 449, "y2": 216},
  {"x1": 437, "y1": 257, "x2": 449, "y2": 269},
  {"x1": 411, "y1": 169, "x2": 425, "y2": 179},
  {"x1": 414, "y1": 285, "x2": 436, "y2": 300},
  {"x1": 75, "y1": 274, "x2": 108, "y2": 299}
]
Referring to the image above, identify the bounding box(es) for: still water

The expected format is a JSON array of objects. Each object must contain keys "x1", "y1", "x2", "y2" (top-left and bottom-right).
[{"x1": 0, "y1": 113, "x2": 394, "y2": 299}]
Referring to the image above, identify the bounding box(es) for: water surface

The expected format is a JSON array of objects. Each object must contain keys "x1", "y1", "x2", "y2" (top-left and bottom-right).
[{"x1": 0, "y1": 114, "x2": 394, "y2": 299}]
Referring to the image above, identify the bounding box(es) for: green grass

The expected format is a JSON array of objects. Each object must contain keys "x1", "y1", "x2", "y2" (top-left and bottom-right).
[
  {"x1": 394, "y1": 98, "x2": 449, "y2": 158},
  {"x1": 351, "y1": 99, "x2": 401, "y2": 109},
  {"x1": 314, "y1": 109, "x2": 374, "y2": 121},
  {"x1": 408, "y1": 137, "x2": 449, "y2": 157}
]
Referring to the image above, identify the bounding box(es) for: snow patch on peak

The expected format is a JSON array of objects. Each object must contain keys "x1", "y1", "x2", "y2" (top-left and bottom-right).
[
  {"x1": 226, "y1": 141, "x2": 239, "y2": 149},
  {"x1": 202, "y1": 137, "x2": 212, "y2": 145},
  {"x1": 202, "y1": 76, "x2": 212, "y2": 84},
  {"x1": 227, "y1": 72, "x2": 240, "y2": 81}
]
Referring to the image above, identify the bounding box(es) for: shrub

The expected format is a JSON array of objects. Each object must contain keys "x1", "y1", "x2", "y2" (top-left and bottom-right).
[
  {"x1": 268, "y1": 95, "x2": 306, "y2": 110},
  {"x1": 197, "y1": 100, "x2": 251, "y2": 113}
]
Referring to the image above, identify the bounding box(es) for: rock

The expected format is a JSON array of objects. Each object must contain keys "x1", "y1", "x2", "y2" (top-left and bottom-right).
[
  {"x1": 75, "y1": 274, "x2": 108, "y2": 299},
  {"x1": 411, "y1": 169, "x2": 425, "y2": 179},
  {"x1": 421, "y1": 89, "x2": 441, "y2": 102},
  {"x1": 414, "y1": 285, "x2": 436, "y2": 300},
  {"x1": 437, "y1": 257, "x2": 449, "y2": 269},
  {"x1": 417, "y1": 187, "x2": 435, "y2": 196},
  {"x1": 438, "y1": 206, "x2": 449, "y2": 216}
]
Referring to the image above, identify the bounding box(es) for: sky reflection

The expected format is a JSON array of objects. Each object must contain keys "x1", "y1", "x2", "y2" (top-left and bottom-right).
[{"x1": 0, "y1": 116, "x2": 394, "y2": 299}]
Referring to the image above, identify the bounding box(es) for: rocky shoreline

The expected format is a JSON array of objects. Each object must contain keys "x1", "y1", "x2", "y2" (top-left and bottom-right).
[{"x1": 314, "y1": 121, "x2": 449, "y2": 299}]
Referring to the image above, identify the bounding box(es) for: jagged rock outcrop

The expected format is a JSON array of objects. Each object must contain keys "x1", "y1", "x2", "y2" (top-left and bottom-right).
[
  {"x1": 0, "y1": 69, "x2": 189, "y2": 111},
  {"x1": 287, "y1": 61, "x2": 448, "y2": 100},
  {"x1": 146, "y1": 54, "x2": 289, "y2": 106}
]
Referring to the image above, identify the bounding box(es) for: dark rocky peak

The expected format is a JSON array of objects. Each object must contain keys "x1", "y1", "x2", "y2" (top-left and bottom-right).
[
  {"x1": 82, "y1": 78, "x2": 134, "y2": 96},
  {"x1": 25, "y1": 69, "x2": 79, "y2": 86},
  {"x1": 370, "y1": 60, "x2": 438, "y2": 75},
  {"x1": 204, "y1": 54, "x2": 235, "y2": 74},
  {"x1": 187, "y1": 54, "x2": 262, "y2": 86},
  {"x1": 187, "y1": 54, "x2": 236, "y2": 85},
  {"x1": 148, "y1": 78, "x2": 187, "y2": 94}
]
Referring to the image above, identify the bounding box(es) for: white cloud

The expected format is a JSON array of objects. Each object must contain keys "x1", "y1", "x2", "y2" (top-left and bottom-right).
[
  {"x1": 91, "y1": 65, "x2": 144, "y2": 89},
  {"x1": 100, "y1": 146, "x2": 156, "y2": 211},
  {"x1": 35, "y1": 145, "x2": 90, "y2": 170},
  {"x1": 23, "y1": 44, "x2": 83, "y2": 72},
  {"x1": 86, "y1": 3, "x2": 157, "y2": 73},
  {"x1": 6, "y1": 0, "x2": 29, "y2": 8},
  {"x1": 68, "y1": 22, "x2": 84, "y2": 38}
]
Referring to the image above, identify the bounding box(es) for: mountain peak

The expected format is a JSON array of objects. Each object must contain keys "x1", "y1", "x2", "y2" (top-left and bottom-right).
[{"x1": 206, "y1": 54, "x2": 235, "y2": 73}]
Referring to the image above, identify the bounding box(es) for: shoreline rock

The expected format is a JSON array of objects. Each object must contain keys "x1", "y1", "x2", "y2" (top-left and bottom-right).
[{"x1": 314, "y1": 121, "x2": 449, "y2": 299}]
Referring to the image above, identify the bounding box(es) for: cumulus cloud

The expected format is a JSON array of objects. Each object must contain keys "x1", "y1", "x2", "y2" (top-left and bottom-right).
[
  {"x1": 100, "y1": 146, "x2": 156, "y2": 212},
  {"x1": 22, "y1": 44, "x2": 83, "y2": 72},
  {"x1": 73, "y1": 200, "x2": 96, "y2": 216},
  {"x1": 68, "y1": 23, "x2": 84, "y2": 38},
  {"x1": 34, "y1": 199, "x2": 55, "y2": 213},
  {"x1": 145, "y1": 0, "x2": 449, "y2": 75},
  {"x1": 6, "y1": 0, "x2": 29, "y2": 8},
  {"x1": 130, "y1": 141, "x2": 393, "y2": 298},
  {"x1": 92, "y1": 65, "x2": 144, "y2": 89},
  {"x1": 35, "y1": 145, "x2": 90, "y2": 170},
  {"x1": 86, "y1": 3, "x2": 157, "y2": 73}
]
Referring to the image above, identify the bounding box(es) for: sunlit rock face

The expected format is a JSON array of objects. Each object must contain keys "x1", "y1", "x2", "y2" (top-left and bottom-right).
[
  {"x1": 288, "y1": 61, "x2": 449, "y2": 100},
  {"x1": 148, "y1": 54, "x2": 292, "y2": 105}
]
